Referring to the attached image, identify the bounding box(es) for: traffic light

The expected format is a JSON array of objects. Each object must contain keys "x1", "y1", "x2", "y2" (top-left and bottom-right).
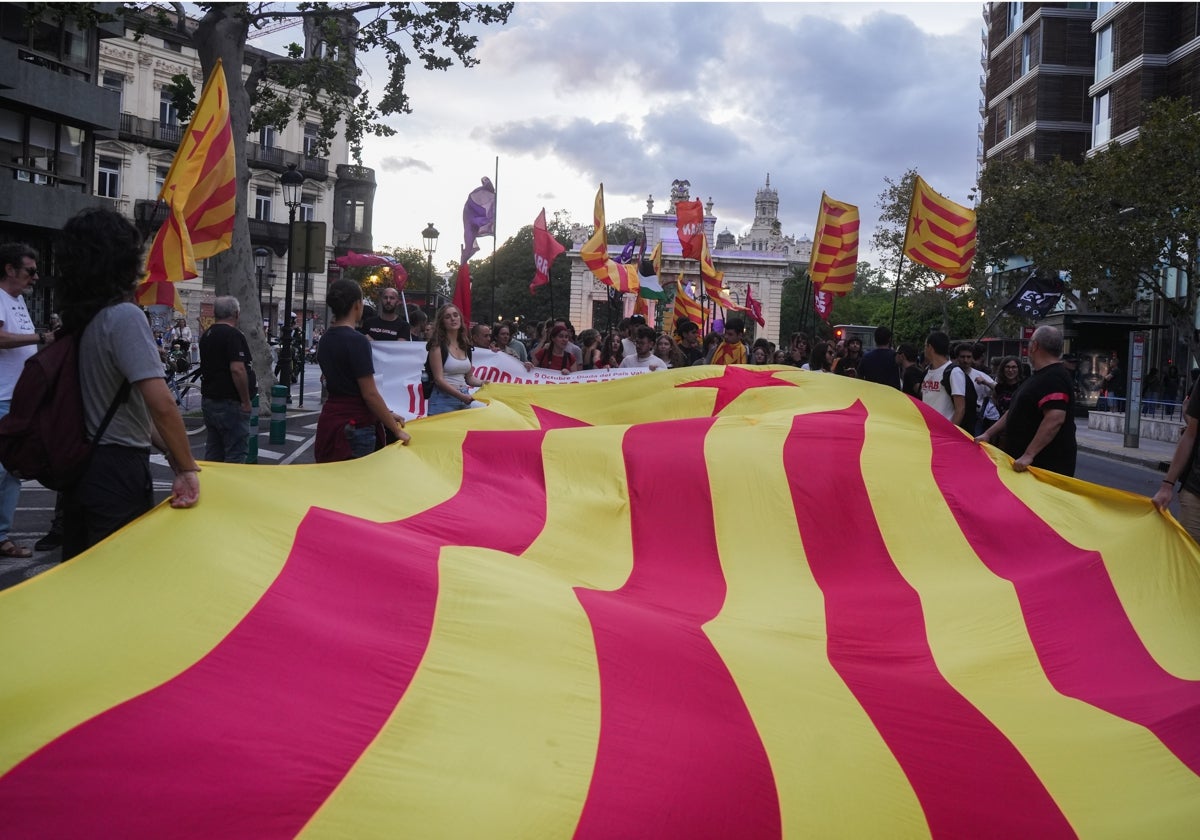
[{"x1": 833, "y1": 327, "x2": 844, "y2": 341}]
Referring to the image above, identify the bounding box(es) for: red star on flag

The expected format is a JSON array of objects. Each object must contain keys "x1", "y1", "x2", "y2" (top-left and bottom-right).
[{"x1": 677, "y1": 367, "x2": 799, "y2": 414}]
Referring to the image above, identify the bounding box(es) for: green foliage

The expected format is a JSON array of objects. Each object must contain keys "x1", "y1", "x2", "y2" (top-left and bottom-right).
[
  {"x1": 464, "y1": 225, "x2": 572, "y2": 327},
  {"x1": 166, "y1": 73, "x2": 196, "y2": 125}
]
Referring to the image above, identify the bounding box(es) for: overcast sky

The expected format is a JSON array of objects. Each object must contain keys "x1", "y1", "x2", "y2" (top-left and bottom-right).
[{"x1": 349, "y1": 1, "x2": 983, "y2": 267}]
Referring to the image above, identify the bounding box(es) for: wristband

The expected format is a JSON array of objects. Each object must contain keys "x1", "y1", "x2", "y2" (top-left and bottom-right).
[{"x1": 1162, "y1": 479, "x2": 1176, "y2": 486}]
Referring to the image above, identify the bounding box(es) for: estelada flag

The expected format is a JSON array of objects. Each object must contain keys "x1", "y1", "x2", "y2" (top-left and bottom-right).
[
  {"x1": 673, "y1": 277, "x2": 703, "y2": 326},
  {"x1": 530, "y1": 208, "x2": 565, "y2": 294},
  {"x1": 140, "y1": 59, "x2": 236, "y2": 299},
  {"x1": 580, "y1": 185, "x2": 640, "y2": 295},
  {"x1": 675, "y1": 200, "x2": 705, "y2": 261},
  {"x1": 809, "y1": 192, "x2": 860, "y2": 295},
  {"x1": 903, "y1": 175, "x2": 976, "y2": 289}
]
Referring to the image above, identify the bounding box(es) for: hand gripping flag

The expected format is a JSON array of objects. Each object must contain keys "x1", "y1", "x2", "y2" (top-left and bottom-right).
[
  {"x1": 530, "y1": 208, "x2": 565, "y2": 294},
  {"x1": 580, "y1": 184, "x2": 640, "y2": 295},
  {"x1": 138, "y1": 59, "x2": 236, "y2": 310},
  {"x1": 745, "y1": 284, "x2": 765, "y2": 328},
  {"x1": 1002, "y1": 268, "x2": 1065, "y2": 320},
  {"x1": 675, "y1": 199, "x2": 706, "y2": 261},
  {"x1": 637, "y1": 241, "x2": 666, "y2": 301},
  {"x1": 3, "y1": 371, "x2": 1200, "y2": 837},
  {"x1": 809, "y1": 192, "x2": 860, "y2": 295},
  {"x1": 903, "y1": 175, "x2": 977, "y2": 288},
  {"x1": 462, "y1": 177, "x2": 497, "y2": 260}
]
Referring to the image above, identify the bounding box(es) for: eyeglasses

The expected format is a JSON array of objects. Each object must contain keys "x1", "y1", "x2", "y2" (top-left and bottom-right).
[{"x1": 21, "y1": 265, "x2": 37, "y2": 277}]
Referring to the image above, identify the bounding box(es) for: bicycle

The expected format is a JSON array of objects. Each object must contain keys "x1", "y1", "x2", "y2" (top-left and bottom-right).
[{"x1": 166, "y1": 366, "x2": 202, "y2": 409}]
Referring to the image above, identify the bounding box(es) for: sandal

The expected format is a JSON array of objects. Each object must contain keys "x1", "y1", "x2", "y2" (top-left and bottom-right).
[{"x1": 0, "y1": 540, "x2": 32, "y2": 559}]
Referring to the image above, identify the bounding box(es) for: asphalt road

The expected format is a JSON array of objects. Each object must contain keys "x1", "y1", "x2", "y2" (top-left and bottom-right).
[{"x1": 0, "y1": 378, "x2": 1186, "y2": 591}]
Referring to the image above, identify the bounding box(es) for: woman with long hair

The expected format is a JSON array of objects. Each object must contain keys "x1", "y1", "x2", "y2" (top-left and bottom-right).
[
  {"x1": 801, "y1": 341, "x2": 834, "y2": 372},
  {"x1": 315, "y1": 279, "x2": 409, "y2": 461},
  {"x1": 532, "y1": 324, "x2": 579, "y2": 374},
  {"x1": 54, "y1": 208, "x2": 201, "y2": 560},
  {"x1": 598, "y1": 331, "x2": 624, "y2": 369},
  {"x1": 654, "y1": 333, "x2": 686, "y2": 369},
  {"x1": 577, "y1": 328, "x2": 603, "y2": 370},
  {"x1": 992, "y1": 356, "x2": 1024, "y2": 418},
  {"x1": 426, "y1": 304, "x2": 484, "y2": 416}
]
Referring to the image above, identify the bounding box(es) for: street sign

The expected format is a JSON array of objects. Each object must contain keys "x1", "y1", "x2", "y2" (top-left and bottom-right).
[{"x1": 289, "y1": 221, "x2": 326, "y2": 274}]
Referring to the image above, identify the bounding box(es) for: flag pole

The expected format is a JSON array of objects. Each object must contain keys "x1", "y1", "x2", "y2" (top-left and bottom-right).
[
  {"x1": 489, "y1": 156, "x2": 499, "y2": 323},
  {"x1": 889, "y1": 251, "x2": 907, "y2": 335}
]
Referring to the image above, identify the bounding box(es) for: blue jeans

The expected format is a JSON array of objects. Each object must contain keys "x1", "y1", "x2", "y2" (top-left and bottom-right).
[
  {"x1": 427, "y1": 386, "x2": 470, "y2": 416},
  {"x1": 347, "y1": 425, "x2": 377, "y2": 459},
  {"x1": 0, "y1": 400, "x2": 17, "y2": 541},
  {"x1": 202, "y1": 398, "x2": 251, "y2": 463}
]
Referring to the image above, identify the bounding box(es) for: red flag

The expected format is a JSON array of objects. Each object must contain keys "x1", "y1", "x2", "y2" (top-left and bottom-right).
[
  {"x1": 453, "y1": 251, "x2": 472, "y2": 324},
  {"x1": 814, "y1": 288, "x2": 834, "y2": 322},
  {"x1": 745, "y1": 284, "x2": 765, "y2": 328},
  {"x1": 530, "y1": 208, "x2": 565, "y2": 294},
  {"x1": 675, "y1": 200, "x2": 705, "y2": 261}
]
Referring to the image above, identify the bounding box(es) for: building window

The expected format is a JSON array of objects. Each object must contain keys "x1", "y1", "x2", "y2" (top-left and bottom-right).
[
  {"x1": 101, "y1": 71, "x2": 124, "y2": 111},
  {"x1": 159, "y1": 90, "x2": 178, "y2": 126},
  {"x1": 153, "y1": 164, "x2": 170, "y2": 196},
  {"x1": 299, "y1": 192, "x2": 316, "y2": 222},
  {"x1": 255, "y1": 186, "x2": 273, "y2": 221},
  {"x1": 1003, "y1": 97, "x2": 1015, "y2": 139},
  {"x1": 97, "y1": 156, "x2": 120, "y2": 197},
  {"x1": 1093, "y1": 91, "x2": 1111, "y2": 146},
  {"x1": 1020, "y1": 33, "x2": 1032, "y2": 75},
  {"x1": 1095, "y1": 25, "x2": 1113, "y2": 81},
  {"x1": 344, "y1": 199, "x2": 366, "y2": 232},
  {"x1": 1007, "y1": 2, "x2": 1023, "y2": 35},
  {"x1": 259, "y1": 125, "x2": 275, "y2": 149},
  {"x1": 163, "y1": 38, "x2": 182, "y2": 53},
  {"x1": 303, "y1": 122, "x2": 320, "y2": 158}
]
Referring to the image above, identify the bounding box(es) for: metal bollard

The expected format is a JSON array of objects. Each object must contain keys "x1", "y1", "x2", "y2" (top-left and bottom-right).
[
  {"x1": 269, "y1": 384, "x2": 287, "y2": 445},
  {"x1": 246, "y1": 393, "x2": 260, "y2": 463}
]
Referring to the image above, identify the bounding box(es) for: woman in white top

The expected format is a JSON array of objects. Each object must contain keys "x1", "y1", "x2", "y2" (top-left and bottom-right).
[
  {"x1": 426, "y1": 305, "x2": 484, "y2": 416},
  {"x1": 800, "y1": 340, "x2": 834, "y2": 372}
]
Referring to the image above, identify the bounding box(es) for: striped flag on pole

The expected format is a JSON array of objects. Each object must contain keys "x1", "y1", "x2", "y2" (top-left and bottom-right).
[
  {"x1": 903, "y1": 175, "x2": 976, "y2": 288},
  {"x1": 580, "y1": 185, "x2": 640, "y2": 295},
  {"x1": 673, "y1": 278, "x2": 703, "y2": 326},
  {"x1": 139, "y1": 59, "x2": 236, "y2": 306},
  {"x1": 809, "y1": 192, "x2": 859, "y2": 295}
]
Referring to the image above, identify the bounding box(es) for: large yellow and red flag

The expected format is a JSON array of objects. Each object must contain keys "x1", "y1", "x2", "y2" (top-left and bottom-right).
[
  {"x1": 3, "y1": 370, "x2": 1200, "y2": 837},
  {"x1": 903, "y1": 175, "x2": 976, "y2": 289},
  {"x1": 138, "y1": 59, "x2": 237, "y2": 310},
  {"x1": 809, "y1": 192, "x2": 860, "y2": 295},
  {"x1": 580, "y1": 184, "x2": 640, "y2": 295}
]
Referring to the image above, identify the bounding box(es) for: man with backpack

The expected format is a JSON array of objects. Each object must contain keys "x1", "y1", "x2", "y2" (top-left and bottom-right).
[
  {"x1": 921, "y1": 331, "x2": 970, "y2": 431},
  {"x1": 54, "y1": 208, "x2": 200, "y2": 559},
  {"x1": 0, "y1": 243, "x2": 52, "y2": 559}
]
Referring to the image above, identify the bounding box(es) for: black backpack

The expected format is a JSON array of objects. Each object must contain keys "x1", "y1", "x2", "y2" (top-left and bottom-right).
[
  {"x1": 942, "y1": 363, "x2": 978, "y2": 434},
  {"x1": 0, "y1": 332, "x2": 129, "y2": 491}
]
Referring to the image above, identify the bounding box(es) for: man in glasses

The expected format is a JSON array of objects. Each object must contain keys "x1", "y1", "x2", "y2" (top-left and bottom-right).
[{"x1": 0, "y1": 244, "x2": 54, "y2": 559}]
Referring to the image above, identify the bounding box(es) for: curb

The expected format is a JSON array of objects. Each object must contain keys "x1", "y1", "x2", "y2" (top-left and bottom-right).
[{"x1": 1077, "y1": 442, "x2": 1170, "y2": 472}]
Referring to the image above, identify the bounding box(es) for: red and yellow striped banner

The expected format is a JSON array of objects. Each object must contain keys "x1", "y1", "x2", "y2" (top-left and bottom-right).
[
  {"x1": 2, "y1": 369, "x2": 1199, "y2": 837},
  {"x1": 580, "y1": 184, "x2": 640, "y2": 294},
  {"x1": 809, "y1": 191, "x2": 860, "y2": 295},
  {"x1": 903, "y1": 175, "x2": 976, "y2": 288}
]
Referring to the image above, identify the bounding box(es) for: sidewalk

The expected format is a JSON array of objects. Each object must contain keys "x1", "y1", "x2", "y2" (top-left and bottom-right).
[{"x1": 1073, "y1": 416, "x2": 1177, "y2": 471}]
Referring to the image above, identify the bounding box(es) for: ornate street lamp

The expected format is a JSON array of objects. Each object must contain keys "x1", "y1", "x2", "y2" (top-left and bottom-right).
[
  {"x1": 254, "y1": 247, "x2": 270, "y2": 335},
  {"x1": 279, "y1": 164, "x2": 305, "y2": 402},
  {"x1": 422, "y1": 222, "x2": 439, "y2": 316}
]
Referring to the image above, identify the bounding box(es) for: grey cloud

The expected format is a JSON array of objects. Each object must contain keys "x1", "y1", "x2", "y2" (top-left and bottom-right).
[{"x1": 378, "y1": 156, "x2": 433, "y2": 173}]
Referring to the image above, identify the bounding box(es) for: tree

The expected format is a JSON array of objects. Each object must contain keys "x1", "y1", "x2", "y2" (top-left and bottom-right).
[
  {"x1": 977, "y1": 98, "x2": 1200, "y2": 366},
  {"x1": 64, "y1": 1, "x2": 513, "y2": 401}
]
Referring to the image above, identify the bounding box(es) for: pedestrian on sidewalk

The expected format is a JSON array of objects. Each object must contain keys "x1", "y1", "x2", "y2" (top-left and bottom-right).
[{"x1": 1152, "y1": 378, "x2": 1200, "y2": 541}]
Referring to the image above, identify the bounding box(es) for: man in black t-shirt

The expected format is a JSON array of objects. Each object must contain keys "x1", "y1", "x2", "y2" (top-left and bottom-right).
[
  {"x1": 858, "y1": 325, "x2": 900, "y2": 388},
  {"x1": 360, "y1": 286, "x2": 410, "y2": 341},
  {"x1": 975, "y1": 325, "x2": 1076, "y2": 476},
  {"x1": 199, "y1": 296, "x2": 256, "y2": 463}
]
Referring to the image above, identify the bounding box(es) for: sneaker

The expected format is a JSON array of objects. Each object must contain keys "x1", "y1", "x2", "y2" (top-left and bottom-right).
[{"x1": 34, "y1": 531, "x2": 62, "y2": 552}]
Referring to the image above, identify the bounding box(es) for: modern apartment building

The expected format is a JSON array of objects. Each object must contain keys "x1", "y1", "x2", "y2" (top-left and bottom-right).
[
  {"x1": 94, "y1": 9, "x2": 375, "y2": 335},
  {"x1": 981, "y1": 2, "x2": 1200, "y2": 379},
  {"x1": 0, "y1": 3, "x2": 124, "y2": 324}
]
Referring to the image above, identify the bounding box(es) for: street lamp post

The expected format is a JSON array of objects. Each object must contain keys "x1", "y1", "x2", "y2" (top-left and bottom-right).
[
  {"x1": 280, "y1": 164, "x2": 305, "y2": 403},
  {"x1": 422, "y1": 222, "x2": 439, "y2": 316},
  {"x1": 254, "y1": 247, "x2": 269, "y2": 335}
]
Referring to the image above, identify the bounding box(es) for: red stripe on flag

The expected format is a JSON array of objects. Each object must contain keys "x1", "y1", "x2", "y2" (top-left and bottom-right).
[
  {"x1": 573, "y1": 418, "x2": 781, "y2": 839},
  {"x1": 784, "y1": 403, "x2": 1075, "y2": 838},
  {"x1": 0, "y1": 429, "x2": 551, "y2": 837},
  {"x1": 924, "y1": 409, "x2": 1200, "y2": 775}
]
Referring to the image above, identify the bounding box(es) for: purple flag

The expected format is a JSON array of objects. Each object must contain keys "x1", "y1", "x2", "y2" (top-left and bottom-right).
[{"x1": 462, "y1": 177, "x2": 497, "y2": 259}]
